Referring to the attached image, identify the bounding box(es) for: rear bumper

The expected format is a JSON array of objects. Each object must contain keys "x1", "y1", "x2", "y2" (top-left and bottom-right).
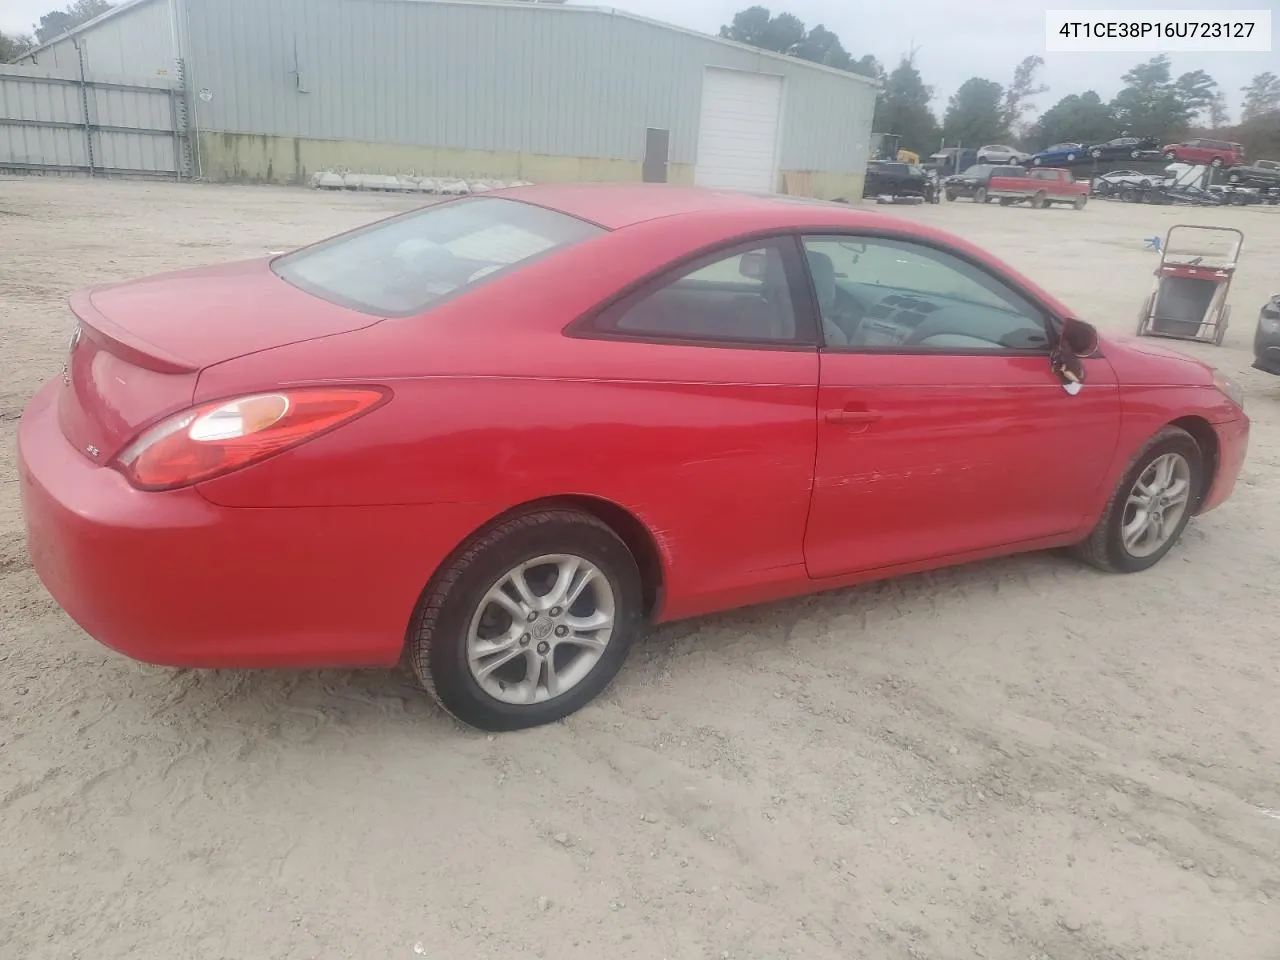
[
  {"x1": 18, "y1": 381, "x2": 492, "y2": 668},
  {"x1": 1200, "y1": 413, "x2": 1249, "y2": 515}
]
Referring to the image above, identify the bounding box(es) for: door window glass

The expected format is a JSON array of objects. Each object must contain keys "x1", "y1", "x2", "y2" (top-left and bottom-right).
[{"x1": 802, "y1": 236, "x2": 1050, "y2": 352}]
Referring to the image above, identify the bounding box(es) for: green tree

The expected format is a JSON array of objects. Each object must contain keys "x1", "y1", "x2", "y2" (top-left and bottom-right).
[
  {"x1": 1175, "y1": 68, "x2": 1221, "y2": 125},
  {"x1": 34, "y1": 0, "x2": 114, "y2": 44},
  {"x1": 1241, "y1": 71, "x2": 1280, "y2": 121},
  {"x1": 719, "y1": 6, "x2": 804, "y2": 55},
  {"x1": 1207, "y1": 91, "x2": 1230, "y2": 129},
  {"x1": 0, "y1": 30, "x2": 34, "y2": 61},
  {"x1": 719, "y1": 7, "x2": 880, "y2": 80},
  {"x1": 874, "y1": 56, "x2": 940, "y2": 154},
  {"x1": 791, "y1": 24, "x2": 852, "y2": 70},
  {"x1": 850, "y1": 54, "x2": 885, "y2": 82},
  {"x1": 1000, "y1": 55, "x2": 1048, "y2": 131},
  {"x1": 943, "y1": 77, "x2": 1006, "y2": 146},
  {"x1": 1028, "y1": 91, "x2": 1115, "y2": 148},
  {"x1": 1108, "y1": 56, "x2": 1219, "y2": 141}
]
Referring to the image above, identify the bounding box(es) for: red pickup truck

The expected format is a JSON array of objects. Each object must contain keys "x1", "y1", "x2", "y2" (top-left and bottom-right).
[{"x1": 984, "y1": 167, "x2": 1090, "y2": 209}]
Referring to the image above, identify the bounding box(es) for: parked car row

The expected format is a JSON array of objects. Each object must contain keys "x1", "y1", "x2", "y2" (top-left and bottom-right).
[{"x1": 1022, "y1": 138, "x2": 1246, "y2": 169}]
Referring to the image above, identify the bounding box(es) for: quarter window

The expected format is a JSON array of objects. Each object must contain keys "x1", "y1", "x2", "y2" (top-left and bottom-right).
[
  {"x1": 802, "y1": 236, "x2": 1051, "y2": 352},
  {"x1": 591, "y1": 240, "x2": 805, "y2": 344}
]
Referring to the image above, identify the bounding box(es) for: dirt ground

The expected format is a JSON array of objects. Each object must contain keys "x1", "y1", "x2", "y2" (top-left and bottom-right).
[{"x1": 2, "y1": 177, "x2": 1278, "y2": 960}]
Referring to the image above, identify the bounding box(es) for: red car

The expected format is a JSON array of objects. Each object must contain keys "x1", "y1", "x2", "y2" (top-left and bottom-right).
[
  {"x1": 18, "y1": 185, "x2": 1250, "y2": 731},
  {"x1": 1161, "y1": 138, "x2": 1245, "y2": 168}
]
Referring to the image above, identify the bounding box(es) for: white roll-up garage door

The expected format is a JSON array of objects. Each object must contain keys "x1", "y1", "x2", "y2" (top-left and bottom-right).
[{"x1": 693, "y1": 67, "x2": 784, "y2": 193}]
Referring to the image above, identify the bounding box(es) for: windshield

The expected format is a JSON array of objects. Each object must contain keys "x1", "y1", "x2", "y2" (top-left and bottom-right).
[{"x1": 273, "y1": 196, "x2": 604, "y2": 317}]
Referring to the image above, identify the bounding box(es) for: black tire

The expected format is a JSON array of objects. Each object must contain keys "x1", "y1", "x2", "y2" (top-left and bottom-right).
[
  {"x1": 1074, "y1": 427, "x2": 1205, "y2": 574},
  {"x1": 1032, "y1": 190, "x2": 1048, "y2": 208},
  {"x1": 1130, "y1": 149, "x2": 1141, "y2": 159},
  {"x1": 1091, "y1": 148, "x2": 1102, "y2": 159},
  {"x1": 1211, "y1": 157, "x2": 1223, "y2": 168},
  {"x1": 974, "y1": 186, "x2": 988, "y2": 204},
  {"x1": 406, "y1": 508, "x2": 644, "y2": 731},
  {"x1": 1121, "y1": 185, "x2": 1138, "y2": 203},
  {"x1": 1163, "y1": 150, "x2": 1176, "y2": 161},
  {"x1": 1032, "y1": 157, "x2": 1042, "y2": 166},
  {"x1": 1228, "y1": 173, "x2": 1240, "y2": 184},
  {"x1": 945, "y1": 189, "x2": 957, "y2": 201},
  {"x1": 1066, "y1": 152, "x2": 1077, "y2": 162},
  {"x1": 1073, "y1": 194, "x2": 1087, "y2": 210}
]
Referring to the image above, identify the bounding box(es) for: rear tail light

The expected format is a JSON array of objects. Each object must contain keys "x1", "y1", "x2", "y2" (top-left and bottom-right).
[{"x1": 114, "y1": 386, "x2": 389, "y2": 491}]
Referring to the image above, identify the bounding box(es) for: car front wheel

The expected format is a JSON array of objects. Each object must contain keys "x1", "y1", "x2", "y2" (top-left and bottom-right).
[
  {"x1": 1074, "y1": 427, "x2": 1204, "y2": 573},
  {"x1": 407, "y1": 508, "x2": 644, "y2": 731}
]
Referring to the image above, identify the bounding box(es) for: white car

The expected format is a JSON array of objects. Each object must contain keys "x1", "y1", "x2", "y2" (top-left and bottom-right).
[{"x1": 976, "y1": 144, "x2": 1029, "y2": 165}]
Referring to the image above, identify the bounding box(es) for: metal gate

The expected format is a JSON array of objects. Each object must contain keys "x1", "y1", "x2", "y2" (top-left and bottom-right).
[{"x1": 0, "y1": 61, "x2": 189, "y2": 179}]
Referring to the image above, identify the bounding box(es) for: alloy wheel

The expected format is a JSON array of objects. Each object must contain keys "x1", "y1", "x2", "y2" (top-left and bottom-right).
[
  {"x1": 466, "y1": 554, "x2": 615, "y2": 705},
  {"x1": 1121, "y1": 453, "x2": 1192, "y2": 558}
]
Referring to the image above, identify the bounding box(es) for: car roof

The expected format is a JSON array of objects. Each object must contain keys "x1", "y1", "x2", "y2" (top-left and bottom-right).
[
  {"x1": 480, "y1": 183, "x2": 1076, "y2": 319},
  {"x1": 495, "y1": 182, "x2": 893, "y2": 231}
]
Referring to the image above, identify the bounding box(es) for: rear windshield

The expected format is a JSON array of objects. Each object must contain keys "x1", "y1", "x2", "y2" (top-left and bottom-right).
[{"x1": 273, "y1": 196, "x2": 604, "y2": 317}]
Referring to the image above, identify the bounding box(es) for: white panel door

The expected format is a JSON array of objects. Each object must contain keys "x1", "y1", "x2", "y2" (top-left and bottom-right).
[{"x1": 694, "y1": 67, "x2": 784, "y2": 193}]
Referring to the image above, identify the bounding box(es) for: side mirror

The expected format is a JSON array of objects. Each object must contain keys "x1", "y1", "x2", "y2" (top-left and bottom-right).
[
  {"x1": 1061, "y1": 317, "x2": 1099, "y2": 356},
  {"x1": 1051, "y1": 318, "x2": 1099, "y2": 395}
]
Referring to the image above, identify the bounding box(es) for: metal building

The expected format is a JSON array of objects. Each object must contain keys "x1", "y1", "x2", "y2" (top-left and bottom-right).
[{"x1": 17, "y1": 0, "x2": 878, "y2": 197}]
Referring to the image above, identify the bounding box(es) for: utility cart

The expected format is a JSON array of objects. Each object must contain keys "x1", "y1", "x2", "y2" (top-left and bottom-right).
[{"x1": 1136, "y1": 224, "x2": 1243, "y2": 345}]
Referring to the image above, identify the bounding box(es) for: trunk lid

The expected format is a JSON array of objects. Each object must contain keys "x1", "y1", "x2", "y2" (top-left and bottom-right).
[{"x1": 57, "y1": 258, "x2": 381, "y2": 463}]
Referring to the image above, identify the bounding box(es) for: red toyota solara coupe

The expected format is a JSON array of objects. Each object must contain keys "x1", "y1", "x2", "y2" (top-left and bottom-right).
[{"x1": 19, "y1": 184, "x2": 1249, "y2": 731}]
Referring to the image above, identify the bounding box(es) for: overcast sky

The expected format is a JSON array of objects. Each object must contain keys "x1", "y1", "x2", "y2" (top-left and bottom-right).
[{"x1": 3, "y1": 0, "x2": 1277, "y2": 121}]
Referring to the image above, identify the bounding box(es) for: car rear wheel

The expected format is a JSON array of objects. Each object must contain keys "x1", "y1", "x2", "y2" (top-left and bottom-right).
[
  {"x1": 407, "y1": 508, "x2": 643, "y2": 731},
  {"x1": 1130, "y1": 149, "x2": 1141, "y2": 159},
  {"x1": 973, "y1": 187, "x2": 988, "y2": 203},
  {"x1": 1066, "y1": 152, "x2": 1077, "y2": 162},
  {"x1": 1032, "y1": 191, "x2": 1048, "y2": 208},
  {"x1": 1164, "y1": 150, "x2": 1177, "y2": 161},
  {"x1": 1073, "y1": 195, "x2": 1087, "y2": 210},
  {"x1": 1228, "y1": 173, "x2": 1241, "y2": 184},
  {"x1": 1074, "y1": 427, "x2": 1204, "y2": 574},
  {"x1": 1211, "y1": 157, "x2": 1224, "y2": 168},
  {"x1": 1090, "y1": 148, "x2": 1102, "y2": 159}
]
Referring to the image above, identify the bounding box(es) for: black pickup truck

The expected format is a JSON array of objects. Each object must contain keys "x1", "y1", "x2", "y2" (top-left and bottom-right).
[{"x1": 863, "y1": 161, "x2": 934, "y2": 200}]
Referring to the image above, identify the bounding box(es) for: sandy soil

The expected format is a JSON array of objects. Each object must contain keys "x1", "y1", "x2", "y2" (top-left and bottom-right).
[{"x1": 2, "y1": 178, "x2": 1279, "y2": 960}]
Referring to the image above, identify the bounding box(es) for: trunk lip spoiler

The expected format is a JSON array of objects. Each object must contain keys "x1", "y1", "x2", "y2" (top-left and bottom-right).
[{"x1": 70, "y1": 286, "x2": 200, "y2": 375}]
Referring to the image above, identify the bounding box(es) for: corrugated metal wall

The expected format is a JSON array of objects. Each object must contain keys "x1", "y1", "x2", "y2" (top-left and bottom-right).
[
  {"x1": 182, "y1": 0, "x2": 876, "y2": 174},
  {"x1": 0, "y1": 64, "x2": 181, "y2": 176},
  {"x1": 19, "y1": 0, "x2": 179, "y2": 83}
]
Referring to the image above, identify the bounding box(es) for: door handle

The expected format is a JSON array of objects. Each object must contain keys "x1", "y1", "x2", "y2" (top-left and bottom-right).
[{"x1": 825, "y1": 408, "x2": 881, "y2": 426}]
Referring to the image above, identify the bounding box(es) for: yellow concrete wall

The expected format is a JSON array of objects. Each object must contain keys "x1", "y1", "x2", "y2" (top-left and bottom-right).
[
  {"x1": 196, "y1": 132, "x2": 861, "y2": 201},
  {"x1": 197, "y1": 132, "x2": 695, "y2": 187}
]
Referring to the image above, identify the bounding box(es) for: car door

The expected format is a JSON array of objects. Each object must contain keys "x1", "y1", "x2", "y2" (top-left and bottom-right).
[
  {"x1": 570, "y1": 235, "x2": 821, "y2": 615},
  {"x1": 800, "y1": 234, "x2": 1121, "y2": 580}
]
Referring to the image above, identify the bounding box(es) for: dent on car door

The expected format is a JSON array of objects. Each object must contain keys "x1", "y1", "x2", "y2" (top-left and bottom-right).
[
  {"x1": 799, "y1": 234, "x2": 1121, "y2": 579},
  {"x1": 568, "y1": 236, "x2": 821, "y2": 617}
]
